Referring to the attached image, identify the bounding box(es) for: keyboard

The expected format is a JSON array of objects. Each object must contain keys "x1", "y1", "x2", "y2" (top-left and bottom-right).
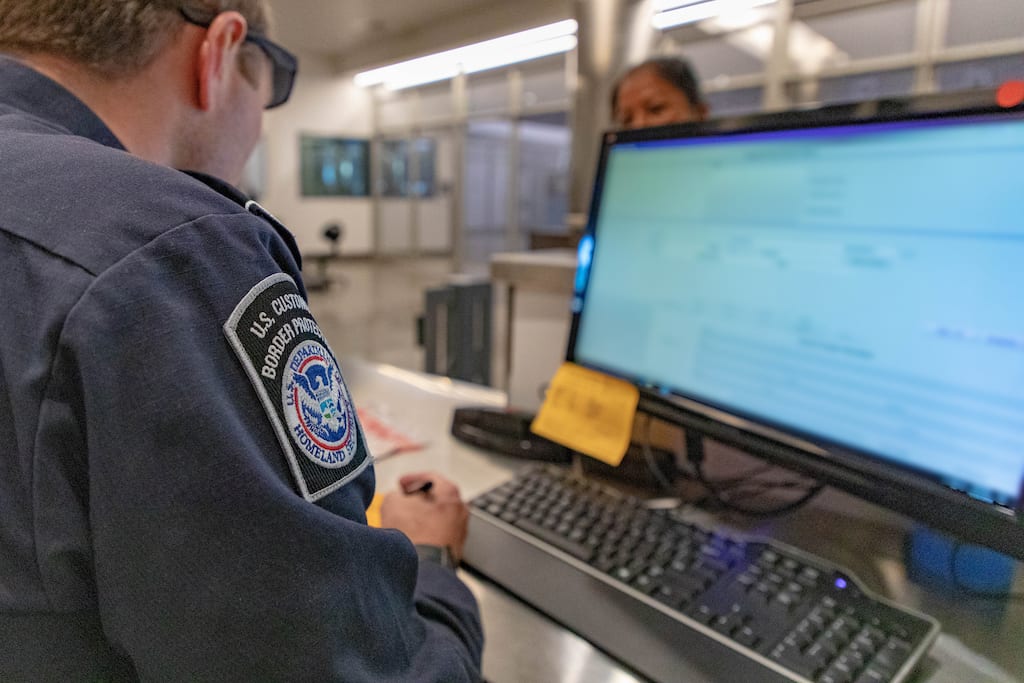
[{"x1": 463, "y1": 465, "x2": 940, "y2": 683}]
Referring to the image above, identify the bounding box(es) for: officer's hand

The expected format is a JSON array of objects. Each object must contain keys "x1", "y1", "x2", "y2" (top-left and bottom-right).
[{"x1": 380, "y1": 472, "x2": 469, "y2": 562}]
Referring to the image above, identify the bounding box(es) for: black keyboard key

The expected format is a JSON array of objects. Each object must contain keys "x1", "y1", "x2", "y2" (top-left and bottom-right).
[
  {"x1": 862, "y1": 626, "x2": 886, "y2": 646},
  {"x1": 664, "y1": 570, "x2": 709, "y2": 597},
  {"x1": 737, "y1": 573, "x2": 757, "y2": 589},
  {"x1": 633, "y1": 574, "x2": 657, "y2": 595},
  {"x1": 789, "y1": 623, "x2": 816, "y2": 649},
  {"x1": 805, "y1": 642, "x2": 836, "y2": 670},
  {"x1": 753, "y1": 581, "x2": 777, "y2": 601},
  {"x1": 838, "y1": 650, "x2": 867, "y2": 671},
  {"x1": 871, "y1": 652, "x2": 898, "y2": 676},
  {"x1": 670, "y1": 558, "x2": 690, "y2": 573},
  {"x1": 853, "y1": 669, "x2": 888, "y2": 683},
  {"x1": 735, "y1": 625, "x2": 760, "y2": 649},
  {"x1": 697, "y1": 556, "x2": 731, "y2": 575},
  {"x1": 712, "y1": 611, "x2": 743, "y2": 636},
  {"x1": 797, "y1": 617, "x2": 822, "y2": 638},
  {"x1": 654, "y1": 584, "x2": 683, "y2": 609},
  {"x1": 771, "y1": 646, "x2": 821, "y2": 680},
  {"x1": 634, "y1": 542, "x2": 656, "y2": 560},
  {"x1": 832, "y1": 616, "x2": 858, "y2": 641},
  {"x1": 514, "y1": 518, "x2": 594, "y2": 561},
  {"x1": 614, "y1": 566, "x2": 635, "y2": 583},
  {"x1": 831, "y1": 659, "x2": 857, "y2": 679},
  {"x1": 820, "y1": 665, "x2": 854, "y2": 683},
  {"x1": 800, "y1": 566, "x2": 822, "y2": 581},
  {"x1": 627, "y1": 557, "x2": 648, "y2": 574},
  {"x1": 885, "y1": 637, "x2": 912, "y2": 656},
  {"x1": 808, "y1": 611, "x2": 829, "y2": 629},
  {"x1": 691, "y1": 564, "x2": 721, "y2": 585},
  {"x1": 849, "y1": 636, "x2": 877, "y2": 659},
  {"x1": 820, "y1": 631, "x2": 846, "y2": 656},
  {"x1": 776, "y1": 592, "x2": 798, "y2": 611},
  {"x1": 690, "y1": 603, "x2": 716, "y2": 624}
]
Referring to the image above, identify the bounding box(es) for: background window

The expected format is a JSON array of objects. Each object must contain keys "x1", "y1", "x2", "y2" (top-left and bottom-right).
[
  {"x1": 300, "y1": 136, "x2": 370, "y2": 197},
  {"x1": 936, "y1": 54, "x2": 1024, "y2": 92},
  {"x1": 817, "y1": 68, "x2": 916, "y2": 105},
  {"x1": 378, "y1": 138, "x2": 438, "y2": 198},
  {"x1": 409, "y1": 138, "x2": 438, "y2": 198},
  {"x1": 705, "y1": 87, "x2": 764, "y2": 116},
  {"x1": 945, "y1": 0, "x2": 1024, "y2": 47},
  {"x1": 379, "y1": 139, "x2": 409, "y2": 197}
]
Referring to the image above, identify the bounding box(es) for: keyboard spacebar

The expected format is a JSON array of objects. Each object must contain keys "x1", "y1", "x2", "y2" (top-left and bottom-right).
[{"x1": 513, "y1": 519, "x2": 595, "y2": 561}]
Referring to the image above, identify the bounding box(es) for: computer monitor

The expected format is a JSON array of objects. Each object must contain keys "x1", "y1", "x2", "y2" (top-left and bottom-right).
[{"x1": 567, "y1": 90, "x2": 1024, "y2": 560}]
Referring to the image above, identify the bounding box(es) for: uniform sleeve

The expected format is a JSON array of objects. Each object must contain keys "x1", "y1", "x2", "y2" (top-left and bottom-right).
[{"x1": 46, "y1": 213, "x2": 483, "y2": 681}]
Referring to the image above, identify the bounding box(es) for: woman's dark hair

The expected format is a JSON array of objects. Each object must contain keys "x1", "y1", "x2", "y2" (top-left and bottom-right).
[{"x1": 611, "y1": 56, "x2": 705, "y2": 112}]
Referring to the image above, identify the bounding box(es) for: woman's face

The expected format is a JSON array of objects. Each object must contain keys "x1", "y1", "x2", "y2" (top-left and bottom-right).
[{"x1": 613, "y1": 66, "x2": 707, "y2": 129}]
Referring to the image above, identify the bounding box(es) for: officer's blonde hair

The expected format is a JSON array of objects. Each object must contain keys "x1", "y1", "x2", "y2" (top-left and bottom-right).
[{"x1": 0, "y1": 0, "x2": 272, "y2": 78}]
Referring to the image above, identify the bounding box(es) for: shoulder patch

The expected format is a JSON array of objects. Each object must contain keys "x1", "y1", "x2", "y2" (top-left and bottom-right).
[{"x1": 223, "y1": 273, "x2": 369, "y2": 502}]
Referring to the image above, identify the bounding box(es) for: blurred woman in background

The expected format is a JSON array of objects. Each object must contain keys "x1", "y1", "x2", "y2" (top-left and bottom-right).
[{"x1": 612, "y1": 56, "x2": 709, "y2": 129}]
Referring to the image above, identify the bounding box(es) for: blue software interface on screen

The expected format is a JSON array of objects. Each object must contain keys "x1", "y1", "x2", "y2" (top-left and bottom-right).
[{"x1": 575, "y1": 115, "x2": 1024, "y2": 508}]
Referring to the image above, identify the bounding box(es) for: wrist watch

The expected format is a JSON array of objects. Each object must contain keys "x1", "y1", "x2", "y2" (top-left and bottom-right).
[{"x1": 415, "y1": 544, "x2": 458, "y2": 571}]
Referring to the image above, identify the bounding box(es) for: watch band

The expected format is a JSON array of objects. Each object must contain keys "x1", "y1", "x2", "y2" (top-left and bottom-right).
[{"x1": 415, "y1": 544, "x2": 458, "y2": 571}]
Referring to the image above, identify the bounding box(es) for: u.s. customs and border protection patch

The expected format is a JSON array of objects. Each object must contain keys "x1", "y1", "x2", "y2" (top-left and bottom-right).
[{"x1": 223, "y1": 273, "x2": 369, "y2": 501}]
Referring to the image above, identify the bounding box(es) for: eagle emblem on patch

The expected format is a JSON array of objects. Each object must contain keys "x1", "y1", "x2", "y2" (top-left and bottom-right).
[
  {"x1": 223, "y1": 273, "x2": 369, "y2": 501},
  {"x1": 283, "y1": 340, "x2": 357, "y2": 468}
]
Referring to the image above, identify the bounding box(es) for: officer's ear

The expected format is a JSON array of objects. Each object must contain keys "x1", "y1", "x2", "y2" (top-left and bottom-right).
[{"x1": 194, "y1": 11, "x2": 249, "y2": 112}]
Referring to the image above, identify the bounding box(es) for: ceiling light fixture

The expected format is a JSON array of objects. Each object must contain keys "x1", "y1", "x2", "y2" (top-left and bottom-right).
[
  {"x1": 652, "y1": 0, "x2": 776, "y2": 30},
  {"x1": 354, "y1": 20, "x2": 579, "y2": 91}
]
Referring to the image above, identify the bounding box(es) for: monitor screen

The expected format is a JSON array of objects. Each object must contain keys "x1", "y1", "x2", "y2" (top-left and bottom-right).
[{"x1": 569, "y1": 95, "x2": 1024, "y2": 557}]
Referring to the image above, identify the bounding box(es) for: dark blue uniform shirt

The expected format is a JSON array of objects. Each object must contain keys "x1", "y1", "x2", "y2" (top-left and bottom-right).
[{"x1": 0, "y1": 55, "x2": 482, "y2": 681}]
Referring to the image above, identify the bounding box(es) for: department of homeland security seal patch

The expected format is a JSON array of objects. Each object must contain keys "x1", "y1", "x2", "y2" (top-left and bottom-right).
[
  {"x1": 223, "y1": 273, "x2": 369, "y2": 501},
  {"x1": 283, "y1": 340, "x2": 357, "y2": 468}
]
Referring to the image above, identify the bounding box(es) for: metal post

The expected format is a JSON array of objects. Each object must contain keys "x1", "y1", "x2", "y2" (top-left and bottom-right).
[
  {"x1": 452, "y1": 73, "x2": 469, "y2": 273},
  {"x1": 764, "y1": 0, "x2": 795, "y2": 111},
  {"x1": 568, "y1": 0, "x2": 656, "y2": 215},
  {"x1": 914, "y1": 0, "x2": 950, "y2": 94},
  {"x1": 410, "y1": 92, "x2": 422, "y2": 257},
  {"x1": 508, "y1": 70, "x2": 524, "y2": 252},
  {"x1": 370, "y1": 92, "x2": 382, "y2": 257}
]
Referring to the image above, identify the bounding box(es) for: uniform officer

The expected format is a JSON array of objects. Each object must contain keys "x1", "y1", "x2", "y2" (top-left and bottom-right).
[{"x1": 0, "y1": 1, "x2": 481, "y2": 679}]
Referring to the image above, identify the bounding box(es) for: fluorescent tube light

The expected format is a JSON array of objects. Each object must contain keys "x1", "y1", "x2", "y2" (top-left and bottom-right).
[
  {"x1": 652, "y1": 0, "x2": 775, "y2": 30},
  {"x1": 355, "y1": 20, "x2": 578, "y2": 91},
  {"x1": 653, "y1": 0, "x2": 707, "y2": 10}
]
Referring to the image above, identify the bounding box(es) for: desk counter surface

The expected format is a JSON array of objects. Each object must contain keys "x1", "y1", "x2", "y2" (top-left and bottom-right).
[{"x1": 342, "y1": 358, "x2": 1023, "y2": 683}]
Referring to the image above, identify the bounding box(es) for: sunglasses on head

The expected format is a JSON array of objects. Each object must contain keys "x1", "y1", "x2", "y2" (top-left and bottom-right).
[{"x1": 179, "y1": 7, "x2": 297, "y2": 109}]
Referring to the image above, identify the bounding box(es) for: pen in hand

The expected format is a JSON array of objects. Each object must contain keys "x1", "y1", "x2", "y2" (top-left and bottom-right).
[{"x1": 404, "y1": 480, "x2": 433, "y2": 495}]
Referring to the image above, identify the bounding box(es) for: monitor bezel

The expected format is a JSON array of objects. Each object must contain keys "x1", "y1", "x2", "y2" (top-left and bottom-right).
[{"x1": 567, "y1": 88, "x2": 1024, "y2": 560}]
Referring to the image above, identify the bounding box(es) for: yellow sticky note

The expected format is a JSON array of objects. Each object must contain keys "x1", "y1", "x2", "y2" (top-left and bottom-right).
[
  {"x1": 366, "y1": 493, "x2": 384, "y2": 528},
  {"x1": 530, "y1": 362, "x2": 640, "y2": 466}
]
